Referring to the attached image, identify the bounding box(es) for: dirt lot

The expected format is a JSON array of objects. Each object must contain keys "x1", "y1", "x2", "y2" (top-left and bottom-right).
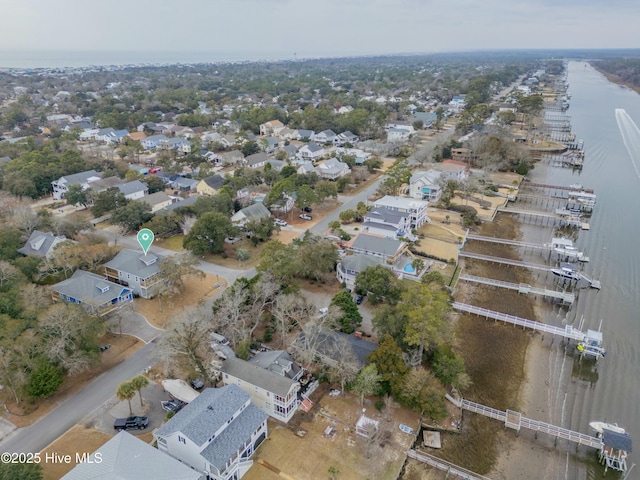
[
  {"x1": 5, "y1": 334, "x2": 142, "y2": 427},
  {"x1": 134, "y1": 273, "x2": 224, "y2": 329},
  {"x1": 244, "y1": 389, "x2": 420, "y2": 480}
]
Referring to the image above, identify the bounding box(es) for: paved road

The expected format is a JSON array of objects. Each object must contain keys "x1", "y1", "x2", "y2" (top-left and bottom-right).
[{"x1": 0, "y1": 343, "x2": 157, "y2": 454}]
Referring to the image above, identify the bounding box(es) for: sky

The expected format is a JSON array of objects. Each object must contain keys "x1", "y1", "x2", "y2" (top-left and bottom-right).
[{"x1": 0, "y1": 0, "x2": 638, "y2": 65}]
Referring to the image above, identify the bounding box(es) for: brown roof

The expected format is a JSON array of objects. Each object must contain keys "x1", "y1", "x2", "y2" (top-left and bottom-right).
[{"x1": 128, "y1": 132, "x2": 147, "y2": 141}]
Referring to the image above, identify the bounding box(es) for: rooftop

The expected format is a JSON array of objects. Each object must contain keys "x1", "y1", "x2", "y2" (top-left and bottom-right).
[
  {"x1": 222, "y1": 356, "x2": 297, "y2": 397},
  {"x1": 104, "y1": 249, "x2": 163, "y2": 277}
]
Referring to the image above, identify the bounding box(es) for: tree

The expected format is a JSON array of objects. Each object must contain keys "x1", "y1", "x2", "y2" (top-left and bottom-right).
[
  {"x1": 111, "y1": 201, "x2": 153, "y2": 232},
  {"x1": 400, "y1": 282, "x2": 452, "y2": 362},
  {"x1": 367, "y1": 335, "x2": 408, "y2": 395},
  {"x1": 326, "y1": 335, "x2": 359, "y2": 395},
  {"x1": 372, "y1": 305, "x2": 407, "y2": 347},
  {"x1": 295, "y1": 184, "x2": 317, "y2": 211},
  {"x1": 432, "y1": 345, "x2": 471, "y2": 390},
  {"x1": 330, "y1": 291, "x2": 362, "y2": 334},
  {"x1": 351, "y1": 363, "x2": 381, "y2": 406},
  {"x1": 183, "y1": 211, "x2": 236, "y2": 254},
  {"x1": 92, "y1": 188, "x2": 128, "y2": 217},
  {"x1": 257, "y1": 241, "x2": 297, "y2": 285},
  {"x1": 339, "y1": 209, "x2": 356, "y2": 224},
  {"x1": 355, "y1": 265, "x2": 403, "y2": 305},
  {"x1": 65, "y1": 183, "x2": 89, "y2": 208},
  {"x1": 236, "y1": 248, "x2": 250, "y2": 262},
  {"x1": 396, "y1": 367, "x2": 447, "y2": 420},
  {"x1": 130, "y1": 375, "x2": 149, "y2": 407},
  {"x1": 295, "y1": 238, "x2": 338, "y2": 283},
  {"x1": 411, "y1": 258, "x2": 425, "y2": 274},
  {"x1": 156, "y1": 253, "x2": 205, "y2": 310},
  {"x1": 0, "y1": 462, "x2": 43, "y2": 480},
  {"x1": 328, "y1": 220, "x2": 340, "y2": 231},
  {"x1": 241, "y1": 140, "x2": 260, "y2": 156},
  {"x1": 315, "y1": 180, "x2": 338, "y2": 201},
  {"x1": 26, "y1": 360, "x2": 65, "y2": 399},
  {"x1": 243, "y1": 217, "x2": 276, "y2": 246},
  {"x1": 145, "y1": 175, "x2": 166, "y2": 194},
  {"x1": 271, "y1": 293, "x2": 313, "y2": 348},
  {"x1": 0, "y1": 261, "x2": 20, "y2": 289},
  {"x1": 116, "y1": 381, "x2": 136, "y2": 416}
]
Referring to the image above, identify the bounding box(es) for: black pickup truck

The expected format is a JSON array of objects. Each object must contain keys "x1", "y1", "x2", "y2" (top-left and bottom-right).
[{"x1": 113, "y1": 416, "x2": 149, "y2": 431}]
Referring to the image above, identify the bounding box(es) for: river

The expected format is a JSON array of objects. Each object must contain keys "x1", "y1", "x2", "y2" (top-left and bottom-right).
[{"x1": 519, "y1": 61, "x2": 640, "y2": 479}]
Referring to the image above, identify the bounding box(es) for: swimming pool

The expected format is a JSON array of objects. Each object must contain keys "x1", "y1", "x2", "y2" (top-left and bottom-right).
[{"x1": 403, "y1": 263, "x2": 416, "y2": 274}]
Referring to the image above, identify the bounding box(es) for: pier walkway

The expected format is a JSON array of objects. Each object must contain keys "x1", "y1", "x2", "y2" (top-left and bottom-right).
[
  {"x1": 458, "y1": 251, "x2": 550, "y2": 271},
  {"x1": 522, "y1": 181, "x2": 594, "y2": 194},
  {"x1": 406, "y1": 450, "x2": 493, "y2": 480},
  {"x1": 452, "y1": 302, "x2": 586, "y2": 341},
  {"x1": 458, "y1": 274, "x2": 575, "y2": 304},
  {"x1": 466, "y1": 233, "x2": 549, "y2": 250},
  {"x1": 446, "y1": 395, "x2": 603, "y2": 450},
  {"x1": 497, "y1": 207, "x2": 588, "y2": 229}
]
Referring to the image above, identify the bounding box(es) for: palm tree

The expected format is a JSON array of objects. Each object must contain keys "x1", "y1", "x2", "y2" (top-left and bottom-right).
[
  {"x1": 411, "y1": 258, "x2": 425, "y2": 274},
  {"x1": 130, "y1": 375, "x2": 149, "y2": 408},
  {"x1": 116, "y1": 381, "x2": 136, "y2": 416}
]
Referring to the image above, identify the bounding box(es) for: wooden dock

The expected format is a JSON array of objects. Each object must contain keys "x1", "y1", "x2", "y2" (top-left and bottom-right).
[
  {"x1": 407, "y1": 450, "x2": 493, "y2": 480},
  {"x1": 458, "y1": 274, "x2": 575, "y2": 304}
]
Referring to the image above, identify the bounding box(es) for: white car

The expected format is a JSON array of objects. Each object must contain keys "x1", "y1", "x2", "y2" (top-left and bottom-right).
[{"x1": 275, "y1": 219, "x2": 288, "y2": 227}]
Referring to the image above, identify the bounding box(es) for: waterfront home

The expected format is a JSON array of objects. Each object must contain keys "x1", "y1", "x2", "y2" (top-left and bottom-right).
[
  {"x1": 372, "y1": 195, "x2": 430, "y2": 229},
  {"x1": 51, "y1": 169, "x2": 102, "y2": 200},
  {"x1": 154, "y1": 385, "x2": 268, "y2": 480},
  {"x1": 51, "y1": 270, "x2": 133, "y2": 316},
  {"x1": 104, "y1": 249, "x2": 164, "y2": 299},
  {"x1": 362, "y1": 207, "x2": 411, "y2": 238},
  {"x1": 292, "y1": 330, "x2": 376, "y2": 368},
  {"x1": 349, "y1": 233, "x2": 407, "y2": 262},
  {"x1": 61, "y1": 431, "x2": 203, "y2": 480},
  {"x1": 220, "y1": 354, "x2": 302, "y2": 423}
]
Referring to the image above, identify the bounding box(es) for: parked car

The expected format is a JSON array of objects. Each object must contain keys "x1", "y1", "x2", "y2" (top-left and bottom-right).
[
  {"x1": 210, "y1": 332, "x2": 230, "y2": 346},
  {"x1": 113, "y1": 416, "x2": 148, "y2": 431},
  {"x1": 299, "y1": 214, "x2": 312, "y2": 220},
  {"x1": 190, "y1": 378, "x2": 205, "y2": 390},
  {"x1": 302, "y1": 206, "x2": 313, "y2": 213},
  {"x1": 161, "y1": 399, "x2": 186, "y2": 413},
  {"x1": 275, "y1": 219, "x2": 288, "y2": 227},
  {"x1": 354, "y1": 294, "x2": 364, "y2": 305}
]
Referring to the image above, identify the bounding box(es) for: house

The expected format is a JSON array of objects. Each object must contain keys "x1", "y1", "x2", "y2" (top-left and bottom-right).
[
  {"x1": 373, "y1": 195, "x2": 430, "y2": 229},
  {"x1": 197, "y1": 174, "x2": 226, "y2": 196},
  {"x1": 85, "y1": 176, "x2": 127, "y2": 195},
  {"x1": 104, "y1": 249, "x2": 164, "y2": 299},
  {"x1": 336, "y1": 254, "x2": 383, "y2": 288},
  {"x1": 260, "y1": 136, "x2": 280, "y2": 153},
  {"x1": 18, "y1": 230, "x2": 70, "y2": 259},
  {"x1": 410, "y1": 170, "x2": 444, "y2": 202},
  {"x1": 231, "y1": 202, "x2": 271, "y2": 227},
  {"x1": 349, "y1": 233, "x2": 407, "y2": 262},
  {"x1": 499, "y1": 103, "x2": 517, "y2": 113},
  {"x1": 430, "y1": 162, "x2": 469, "y2": 182},
  {"x1": 451, "y1": 148, "x2": 475, "y2": 165},
  {"x1": 51, "y1": 169, "x2": 102, "y2": 200},
  {"x1": 141, "y1": 134, "x2": 169, "y2": 150},
  {"x1": 296, "y1": 161, "x2": 315, "y2": 175},
  {"x1": 313, "y1": 129, "x2": 339, "y2": 145},
  {"x1": 294, "y1": 129, "x2": 315, "y2": 141},
  {"x1": 362, "y1": 207, "x2": 412, "y2": 238},
  {"x1": 140, "y1": 191, "x2": 174, "y2": 213},
  {"x1": 51, "y1": 270, "x2": 133, "y2": 316},
  {"x1": 259, "y1": 119, "x2": 285, "y2": 137},
  {"x1": 269, "y1": 191, "x2": 296, "y2": 214},
  {"x1": 337, "y1": 131, "x2": 359, "y2": 145},
  {"x1": 297, "y1": 142, "x2": 325, "y2": 161},
  {"x1": 335, "y1": 147, "x2": 371, "y2": 165},
  {"x1": 220, "y1": 355, "x2": 301, "y2": 423},
  {"x1": 154, "y1": 385, "x2": 268, "y2": 480},
  {"x1": 413, "y1": 111, "x2": 438, "y2": 129},
  {"x1": 316, "y1": 157, "x2": 351, "y2": 180},
  {"x1": 218, "y1": 150, "x2": 244, "y2": 166},
  {"x1": 172, "y1": 177, "x2": 199, "y2": 192},
  {"x1": 449, "y1": 95, "x2": 467, "y2": 113},
  {"x1": 387, "y1": 127, "x2": 411, "y2": 142},
  {"x1": 292, "y1": 330, "x2": 376, "y2": 368},
  {"x1": 245, "y1": 152, "x2": 269, "y2": 169},
  {"x1": 159, "y1": 137, "x2": 192, "y2": 154},
  {"x1": 277, "y1": 127, "x2": 297, "y2": 141},
  {"x1": 265, "y1": 159, "x2": 285, "y2": 172},
  {"x1": 61, "y1": 431, "x2": 203, "y2": 480},
  {"x1": 117, "y1": 180, "x2": 149, "y2": 200},
  {"x1": 279, "y1": 144, "x2": 298, "y2": 161}
]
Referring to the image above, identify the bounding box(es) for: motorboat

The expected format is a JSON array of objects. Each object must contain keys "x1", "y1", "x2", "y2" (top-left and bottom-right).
[
  {"x1": 589, "y1": 421, "x2": 626, "y2": 435},
  {"x1": 551, "y1": 263, "x2": 581, "y2": 281}
]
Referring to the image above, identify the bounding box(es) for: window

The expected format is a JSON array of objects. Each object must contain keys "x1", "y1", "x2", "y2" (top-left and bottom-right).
[{"x1": 178, "y1": 435, "x2": 186, "y2": 444}]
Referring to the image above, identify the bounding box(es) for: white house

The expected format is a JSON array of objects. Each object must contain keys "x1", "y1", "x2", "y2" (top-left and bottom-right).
[
  {"x1": 336, "y1": 254, "x2": 383, "y2": 288},
  {"x1": 430, "y1": 162, "x2": 469, "y2": 182},
  {"x1": 141, "y1": 134, "x2": 169, "y2": 150},
  {"x1": 154, "y1": 385, "x2": 268, "y2": 480},
  {"x1": 316, "y1": 157, "x2": 351, "y2": 180},
  {"x1": 116, "y1": 180, "x2": 149, "y2": 200},
  {"x1": 449, "y1": 95, "x2": 467, "y2": 113},
  {"x1": 373, "y1": 195, "x2": 430, "y2": 229},
  {"x1": 313, "y1": 129, "x2": 339, "y2": 145},
  {"x1": 387, "y1": 128, "x2": 411, "y2": 142},
  {"x1": 362, "y1": 207, "x2": 412, "y2": 238},
  {"x1": 337, "y1": 131, "x2": 359, "y2": 145},
  {"x1": 350, "y1": 233, "x2": 407, "y2": 262},
  {"x1": 244, "y1": 152, "x2": 269, "y2": 169},
  {"x1": 296, "y1": 161, "x2": 315, "y2": 175},
  {"x1": 220, "y1": 353, "x2": 302, "y2": 423},
  {"x1": 293, "y1": 129, "x2": 315, "y2": 141},
  {"x1": 231, "y1": 202, "x2": 271, "y2": 227},
  {"x1": 18, "y1": 230, "x2": 70, "y2": 259},
  {"x1": 410, "y1": 170, "x2": 444, "y2": 202},
  {"x1": 297, "y1": 142, "x2": 325, "y2": 161},
  {"x1": 51, "y1": 169, "x2": 102, "y2": 200},
  {"x1": 259, "y1": 119, "x2": 285, "y2": 137}
]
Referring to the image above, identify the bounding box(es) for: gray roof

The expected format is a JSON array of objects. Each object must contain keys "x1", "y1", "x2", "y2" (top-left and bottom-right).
[
  {"x1": 235, "y1": 202, "x2": 271, "y2": 221},
  {"x1": 296, "y1": 129, "x2": 314, "y2": 139},
  {"x1": 61, "y1": 431, "x2": 201, "y2": 480},
  {"x1": 117, "y1": 180, "x2": 148, "y2": 196},
  {"x1": 160, "y1": 196, "x2": 198, "y2": 212},
  {"x1": 305, "y1": 142, "x2": 323, "y2": 153},
  {"x1": 221, "y1": 357, "x2": 297, "y2": 397},
  {"x1": 296, "y1": 330, "x2": 376, "y2": 367},
  {"x1": 172, "y1": 177, "x2": 199, "y2": 189},
  {"x1": 361, "y1": 221, "x2": 398, "y2": 233},
  {"x1": 18, "y1": 230, "x2": 68, "y2": 258},
  {"x1": 365, "y1": 207, "x2": 408, "y2": 225},
  {"x1": 104, "y1": 249, "x2": 163, "y2": 278},
  {"x1": 317, "y1": 158, "x2": 348, "y2": 175},
  {"x1": 340, "y1": 254, "x2": 383, "y2": 274},
  {"x1": 87, "y1": 176, "x2": 127, "y2": 192},
  {"x1": 282, "y1": 144, "x2": 298, "y2": 154},
  {"x1": 57, "y1": 169, "x2": 101, "y2": 186},
  {"x1": 156, "y1": 386, "x2": 266, "y2": 466},
  {"x1": 219, "y1": 150, "x2": 244, "y2": 161},
  {"x1": 245, "y1": 152, "x2": 269, "y2": 166},
  {"x1": 266, "y1": 159, "x2": 285, "y2": 171},
  {"x1": 200, "y1": 404, "x2": 267, "y2": 471},
  {"x1": 202, "y1": 174, "x2": 225, "y2": 190},
  {"x1": 140, "y1": 191, "x2": 172, "y2": 207},
  {"x1": 248, "y1": 350, "x2": 301, "y2": 380},
  {"x1": 351, "y1": 234, "x2": 404, "y2": 257},
  {"x1": 52, "y1": 270, "x2": 131, "y2": 306}
]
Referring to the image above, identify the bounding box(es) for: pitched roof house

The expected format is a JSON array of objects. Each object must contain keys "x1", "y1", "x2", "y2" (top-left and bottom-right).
[
  {"x1": 245, "y1": 152, "x2": 269, "y2": 169},
  {"x1": 62, "y1": 431, "x2": 203, "y2": 480},
  {"x1": 313, "y1": 129, "x2": 338, "y2": 144},
  {"x1": 139, "y1": 191, "x2": 174, "y2": 213},
  {"x1": 316, "y1": 157, "x2": 351, "y2": 180},
  {"x1": 196, "y1": 174, "x2": 226, "y2": 196},
  {"x1": 362, "y1": 206, "x2": 411, "y2": 238},
  {"x1": 297, "y1": 142, "x2": 325, "y2": 161},
  {"x1": 154, "y1": 385, "x2": 268, "y2": 480},
  {"x1": 349, "y1": 233, "x2": 406, "y2": 262},
  {"x1": 220, "y1": 355, "x2": 301, "y2": 423},
  {"x1": 51, "y1": 169, "x2": 102, "y2": 200},
  {"x1": 409, "y1": 170, "x2": 443, "y2": 201},
  {"x1": 373, "y1": 195, "x2": 430, "y2": 229},
  {"x1": 292, "y1": 330, "x2": 376, "y2": 368},
  {"x1": 219, "y1": 150, "x2": 245, "y2": 166},
  {"x1": 231, "y1": 203, "x2": 271, "y2": 227},
  {"x1": 336, "y1": 254, "x2": 383, "y2": 288},
  {"x1": 116, "y1": 180, "x2": 149, "y2": 200},
  {"x1": 259, "y1": 119, "x2": 285, "y2": 137},
  {"x1": 104, "y1": 249, "x2": 164, "y2": 299},
  {"x1": 51, "y1": 270, "x2": 133, "y2": 316},
  {"x1": 18, "y1": 230, "x2": 70, "y2": 259}
]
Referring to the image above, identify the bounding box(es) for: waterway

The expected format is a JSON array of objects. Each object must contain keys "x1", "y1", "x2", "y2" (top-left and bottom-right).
[{"x1": 517, "y1": 61, "x2": 640, "y2": 478}]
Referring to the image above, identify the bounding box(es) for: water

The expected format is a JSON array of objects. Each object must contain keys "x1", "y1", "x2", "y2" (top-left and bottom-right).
[{"x1": 525, "y1": 61, "x2": 640, "y2": 478}]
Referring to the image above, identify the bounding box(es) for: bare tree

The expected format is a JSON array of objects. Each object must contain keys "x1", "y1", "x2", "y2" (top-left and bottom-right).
[
  {"x1": 11, "y1": 205, "x2": 41, "y2": 234},
  {"x1": 271, "y1": 293, "x2": 314, "y2": 348},
  {"x1": 0, "y1": 261, "x2": 20, "y2": 288},
  {"x1": 181, "y1": 214, "x2": 197, "y2": 235},
  {"x1": 326, "y1": 335, "x2": 359, "y2": 395}
]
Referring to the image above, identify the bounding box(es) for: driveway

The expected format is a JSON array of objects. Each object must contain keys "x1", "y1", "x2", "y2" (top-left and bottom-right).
[{"x1": 110, "y1": 310, "x2": 164, "y2": 344}]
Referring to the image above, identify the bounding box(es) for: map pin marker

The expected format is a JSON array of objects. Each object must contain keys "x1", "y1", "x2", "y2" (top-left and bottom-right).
[{"x1": 137, "y1": 228, "x2": 155, "y2": 255}]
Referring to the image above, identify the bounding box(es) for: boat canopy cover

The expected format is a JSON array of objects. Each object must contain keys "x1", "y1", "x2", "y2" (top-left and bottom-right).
[{"x1": 603, "y1": 429, "x2": 633, "y2": 452}]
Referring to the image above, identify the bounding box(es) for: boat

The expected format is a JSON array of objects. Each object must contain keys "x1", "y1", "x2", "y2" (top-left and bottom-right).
[
  {"x1": 589, "y1": 421, "x2": 626, "y2": 435},
  {"x1": 551, "y1": 263, "x2": 581, "y2": 281},
  {"x1": 554, "y1": 246, "x2": 589, "y2": 262}
]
